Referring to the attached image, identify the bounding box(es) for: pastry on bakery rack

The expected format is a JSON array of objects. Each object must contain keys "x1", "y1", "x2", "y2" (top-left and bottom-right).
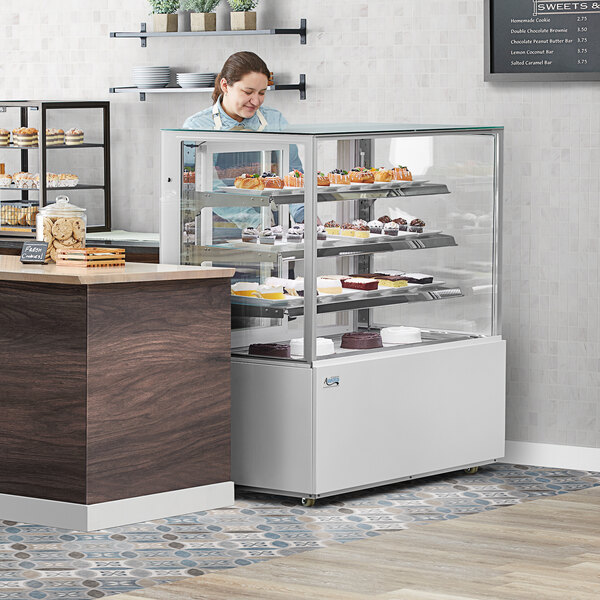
[
  {"x1": 371, "y1": 167, "x2": 393, "y2": 182},
  {"x1": 349, "y1": 167, "x2": 375, "y2": 184},
  {"x1": 392, "y1": 165, "x2": 412, "y2": 181},
  {"x1": 65, "y1": 128, "x2": 84, "y2": 145},
  {"x1": 0, "y1": 129, "x2": 9, "y2": 146},
  {"x1": 328, "y1": 169, "x2": 350, "y2": 184},
  {"x1": 45, "y1": 128, "x2": 65, "y2": 146},
  {"x1": 284, "y1": 169, "x2": 304, "y2": 187},
  {"x1": 12, "y1": 127, "x2": 38, "y2": 147},
  {"x1": 234, "y1": 173, "x2": 265, "y2": 190},
  {"x1": 12, "y1": 172, "x2": 36, "y2": 189},
  {"x1": 0, "y1": 173, "x2": 12, "y2": 188},
  {"x1": 261, "y1": 172, "x2": 284, "y2": 189},
  {"x1": 47, "y1": 173, "x2": 61, "y2": 188},
  {"x1": 324, "y1": 220, "x2": 340, "y2": 235},
  {"x1": 317, "y1": 171, "x2": 330, "y2": 186},
  {"x1": 59, "y1": 173, "x2": 79, "y2": 188}
]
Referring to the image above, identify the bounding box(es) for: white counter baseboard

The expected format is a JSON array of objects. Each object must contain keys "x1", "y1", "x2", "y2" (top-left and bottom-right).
[
  {"x1": 0, "y1": 481, "x2": 234, "y2": 531},
  {"x1": 504, "y1": 441, "x2": 600, "y2": 472}
]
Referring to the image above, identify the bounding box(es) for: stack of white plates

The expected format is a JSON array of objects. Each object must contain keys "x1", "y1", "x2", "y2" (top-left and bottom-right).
[
  {"x1": 132, "y1": 66, "x2": 171, "y2": 89},
  {"x1": 176, "y1": 72, "x2": 218, "y2": 89}
]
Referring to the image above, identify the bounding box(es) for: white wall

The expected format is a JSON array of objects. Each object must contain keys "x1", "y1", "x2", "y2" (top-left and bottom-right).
[{"x1": 2, "y1": 0, "x2": 600, "y2": 448}]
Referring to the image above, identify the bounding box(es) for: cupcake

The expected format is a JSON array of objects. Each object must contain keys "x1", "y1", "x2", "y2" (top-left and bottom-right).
[
  {"x1": 383, "y1": 221, "x2": 399, "y2": 236},
  {"x1": 354, "y1": 224, "x2": 370, "y2": 239},
  {"x1": 341, "y1": 223, "x2": 355, "y2": 237},
  {"x1": 328, "y1": 169, "x2": 350, "y2": 184},
  {"x1": 393, "y1": 217, "x2": 408, "y2": 231},
  {"x1": 259, "y1": 228, "x2": 276, "y2": 245},
  {"x1": 317, "y1": 225, "x2": 327, "y2": 241},
  {"x1": 65, "y1": 128, "x2": 84, "y2": 145},
  {"x1": 352, "y1": 219, "x2": 367, "y2": 228},
  {"x1": 409, "y1": 218, "x2": 426, "y2": 233},
  {"x1": 286, "y1": 229, "x2": 302, "y2": 243},
  {"x1": 368, "y1": 219, "x2": 383, "y2": 234},
  {"x1": 379, "y1": 215, "x2": 392, "y2": 224},
  {"x1": 241, "y1": 227, "x2": 259, "y2": 243},
  {"x1": 324, "y1": 220, "x2": 340, "y2": 235},
  {"x1": 0, "y1": 129, "x2": 9, "y2": 146}
]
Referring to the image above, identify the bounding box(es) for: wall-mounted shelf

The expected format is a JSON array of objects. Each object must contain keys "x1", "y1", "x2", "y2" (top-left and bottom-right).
[
  {"x1": 110, "y1": 19, "x2": 307, "y2": 47},
  {"x1": 110, "y1": 75, "x2": 306, "y2": 101}
]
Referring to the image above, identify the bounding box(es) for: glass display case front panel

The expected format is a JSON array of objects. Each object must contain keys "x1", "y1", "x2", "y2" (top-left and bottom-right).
[{"x1": 170, "y1": 128, "x2": 500, "y2": 364}]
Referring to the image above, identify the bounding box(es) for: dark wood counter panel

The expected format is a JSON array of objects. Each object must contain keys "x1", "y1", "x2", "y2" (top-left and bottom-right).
[{"x1": 0, "y1": 258, "x2": 235, "y2": 526}]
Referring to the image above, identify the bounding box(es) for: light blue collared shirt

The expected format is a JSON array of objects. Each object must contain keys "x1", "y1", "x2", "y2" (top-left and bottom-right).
[{"x1": 182, "y1": 100, "x2": 304, "y2": 227}]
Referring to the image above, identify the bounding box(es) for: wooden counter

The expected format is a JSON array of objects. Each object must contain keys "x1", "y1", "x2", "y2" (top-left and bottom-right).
[{"x1": 0, "y1": 257, "x2": 235, "y2": 530}]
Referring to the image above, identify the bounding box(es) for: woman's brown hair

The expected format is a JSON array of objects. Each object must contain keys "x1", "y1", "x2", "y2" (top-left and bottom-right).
[{"x1": 212, "y1": 51, "x2": 270, "y2": 103}]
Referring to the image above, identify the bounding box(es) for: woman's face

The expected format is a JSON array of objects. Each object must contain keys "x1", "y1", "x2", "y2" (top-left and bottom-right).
[{"x1": 221, "y1": 72, "x2": 269, "y2": 120}]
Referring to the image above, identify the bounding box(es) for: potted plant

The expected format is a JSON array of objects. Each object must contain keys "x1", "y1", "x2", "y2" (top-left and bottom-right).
[
  {"x1": 182, "y1": 0, "x2": 221, "y2": 31},
  {"x1": 228, "y1": 0, "x2": 258, "y2": 31},
  {"x1": 149, "y1": 0, "x2": 181, "y2": 32}
]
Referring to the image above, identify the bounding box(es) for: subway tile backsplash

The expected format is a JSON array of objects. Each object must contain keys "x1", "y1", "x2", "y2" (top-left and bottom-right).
[{"x1": 2, "y1": 0, "x2": 600, "y2": 449}]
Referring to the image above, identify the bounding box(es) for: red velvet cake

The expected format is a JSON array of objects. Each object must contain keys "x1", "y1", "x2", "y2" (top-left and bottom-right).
[{"x1": 341, "y1": 277, "x2": 379, "y2": 291}]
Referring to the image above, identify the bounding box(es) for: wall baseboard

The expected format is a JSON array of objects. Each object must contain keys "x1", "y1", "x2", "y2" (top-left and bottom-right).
[{"x1": 504, "y1": 441, "x2": 600, "y2": 472}]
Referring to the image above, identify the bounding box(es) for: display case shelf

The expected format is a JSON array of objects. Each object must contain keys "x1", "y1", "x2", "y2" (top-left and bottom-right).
[
  {"x1": 231, "y1": 283, "x2": 463, "y2": 319},
  {"x1": 0, "y1": 143, "x2": 104, "y2": 150},
  {"x1": 184, "y1": 182, "x2": 449, "y2": 210},
  {"x1": 185, "y1": 232, "x2": 458, "y2": 263},
  {"x1": 110, "y1": 19, "x2": 307, "y2": 47}
]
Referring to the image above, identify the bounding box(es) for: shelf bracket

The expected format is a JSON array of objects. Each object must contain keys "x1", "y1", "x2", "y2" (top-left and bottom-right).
[
  {"x1": 274, "y1": 74, "x2": 306, "y2": 100},
  {"x1": 274, "y1": 18, "x2": 307, "y2": 44},
  {"x1": 140, "y1": 22, "x2": 147, "y2": 47}
]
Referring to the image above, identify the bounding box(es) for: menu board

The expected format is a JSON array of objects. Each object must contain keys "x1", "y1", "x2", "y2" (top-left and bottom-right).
[{"x1": 485, "y1": 0, "x2": 600, "y2": 80}]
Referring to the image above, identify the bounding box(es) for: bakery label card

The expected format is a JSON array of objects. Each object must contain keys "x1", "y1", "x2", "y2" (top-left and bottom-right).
[{"x1": 20, "y1": 241, "x2": 48, "y2": 264}]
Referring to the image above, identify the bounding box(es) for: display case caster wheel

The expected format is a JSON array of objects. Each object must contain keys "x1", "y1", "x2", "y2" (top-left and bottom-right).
[
  {"x1": 463, "y1": 467, "x2": 479, "y2": 474},
  {"x1": 301, "y1": 497, "x2": 315, "y2": 507}
]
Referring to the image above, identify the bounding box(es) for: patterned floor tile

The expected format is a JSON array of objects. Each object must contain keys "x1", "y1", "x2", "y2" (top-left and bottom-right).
[{"x1": 0, "y1": 463, "x2": 598, "y2": 599}]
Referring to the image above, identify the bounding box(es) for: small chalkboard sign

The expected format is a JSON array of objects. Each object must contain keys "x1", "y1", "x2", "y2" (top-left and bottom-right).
[{"x1": 20, "y1": 241, "x2": 48, "y2": 264}]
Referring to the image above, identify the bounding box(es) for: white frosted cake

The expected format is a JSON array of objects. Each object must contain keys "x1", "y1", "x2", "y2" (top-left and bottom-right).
[
  {"x1": 381, "y1": 326, "x2": 422, "y2": 345},
  {"x1": 290, "y1": 337, "x2": 335, "y2": 357}
]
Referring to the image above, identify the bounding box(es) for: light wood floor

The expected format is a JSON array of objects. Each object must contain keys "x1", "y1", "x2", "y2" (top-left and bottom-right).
[{"x1": 113, "y1": 485, "x2": 600, "y2": 600}]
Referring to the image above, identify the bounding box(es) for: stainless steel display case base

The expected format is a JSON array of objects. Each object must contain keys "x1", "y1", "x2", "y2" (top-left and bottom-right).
[{"x1": 231, "y1": 336, "x2": 506, "y2": 502}]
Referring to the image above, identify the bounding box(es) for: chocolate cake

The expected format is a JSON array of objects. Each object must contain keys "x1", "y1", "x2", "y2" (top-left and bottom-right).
[
  {"x1": 342, "y1": 277, "x2": 379, "y2": 291},
  {"x1": 341, "y1": 332, "x2": 383, "y2": 349},
  {"x1": 248, "y1": 343, "x2": 291, "y2": 358}
]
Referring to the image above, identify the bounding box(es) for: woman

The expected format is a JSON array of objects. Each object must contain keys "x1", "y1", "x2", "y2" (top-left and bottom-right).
[{"x1": 183, "y1": 52, "x2": 304, "y2": 233}]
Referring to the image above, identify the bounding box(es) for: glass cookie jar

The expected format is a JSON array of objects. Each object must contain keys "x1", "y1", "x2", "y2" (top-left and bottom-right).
[{"x1": 36, "y1": 195, "x2": 86, "y2": 262}]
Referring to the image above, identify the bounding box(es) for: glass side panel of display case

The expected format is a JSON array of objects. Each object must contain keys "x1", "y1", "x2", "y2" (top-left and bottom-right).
[
  {"x1": 178, "y1": 136, "x2": 308, "y2": 359},
  {"x1": 165, "y1": 123, "x2": 503, "y2": 135}
]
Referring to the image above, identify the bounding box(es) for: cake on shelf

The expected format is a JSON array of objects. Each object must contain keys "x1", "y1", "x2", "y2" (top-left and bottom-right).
[
  {"x1": 381, "y1": 326, "x2": 422, "y2": 345},
  {"x1": 45, "y1": 128, "x2": 65, "y2": 146},
  {"x1": 0, "y1": 129, "x2": 9, "y2": 146},
  {"x1": 341, "y1": 332, "x2": 383, "y2": 349},
  {"x1": 248, "y1": 343, "x2": 291, "y2": 358},
  {"x1": 12, "y1": 127, "x2": 38, "y2": 147},
  {"x1": 65, "y1": 128, "x2": 84, "y2": 145}
]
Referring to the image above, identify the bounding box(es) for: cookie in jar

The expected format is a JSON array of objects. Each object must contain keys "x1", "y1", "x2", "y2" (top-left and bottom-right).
[{"x1": 36, "y1": 195, "x2": 86, "y2": 262}]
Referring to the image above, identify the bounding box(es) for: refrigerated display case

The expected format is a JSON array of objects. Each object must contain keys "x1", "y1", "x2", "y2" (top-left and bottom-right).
[{"x1": 160, "y1": 123, "x2": 505, "y2": 505}]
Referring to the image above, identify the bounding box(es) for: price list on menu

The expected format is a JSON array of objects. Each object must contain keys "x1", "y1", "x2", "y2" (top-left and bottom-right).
[{"x1": 486, "y1": 0, "x2": 600, "y2": 79}]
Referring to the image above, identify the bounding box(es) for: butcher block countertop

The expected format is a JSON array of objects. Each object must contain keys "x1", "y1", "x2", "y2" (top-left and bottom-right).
[{"x1": 0, "y1": 256, "x2": 234, "y2": 285}]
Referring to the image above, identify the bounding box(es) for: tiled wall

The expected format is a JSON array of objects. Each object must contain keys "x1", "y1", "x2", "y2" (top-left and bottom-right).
[{"x1": 3, "y1": 0, "x2": 599, "y2": 448}]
